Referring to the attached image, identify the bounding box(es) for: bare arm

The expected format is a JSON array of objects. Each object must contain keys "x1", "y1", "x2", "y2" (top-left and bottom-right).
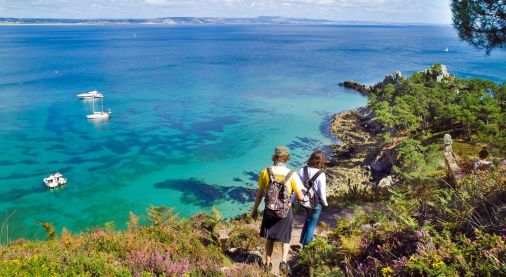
[
  {"x1": 292, "y1": 173, "x2": 305, "y2": 201},
  {"x1": 251, "y1": 189, "x2": 264, "y2": 219},
  {"x1": 295, "y1": 189, "x2": 304, "y2": 201},
  {"x1": 252, "y1": 169, "x2": 267, "y2": 220}
]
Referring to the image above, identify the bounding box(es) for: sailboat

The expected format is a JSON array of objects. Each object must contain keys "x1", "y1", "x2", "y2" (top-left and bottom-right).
[
  {"x1": 444, "y1": 47, "x2": 449, "y2": 52},
  {"x1": 87, "y1": 97, "x2": 111, "y2": 120}
]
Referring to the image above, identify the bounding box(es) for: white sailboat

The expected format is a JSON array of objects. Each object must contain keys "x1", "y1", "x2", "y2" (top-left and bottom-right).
[
  {"x1": 444, "y1": 47, "x2": 449, "y2": 52},
  {"x1": 77, "y1": 90, "x2": 104, "y2": 99},
  {"x1": 87, "y1": 97, "x2": 111, "y2": 120}
]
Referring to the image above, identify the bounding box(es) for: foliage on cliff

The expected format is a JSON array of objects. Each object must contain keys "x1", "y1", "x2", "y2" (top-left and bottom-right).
[
  {"x1": 452, "y1": 0, "x2": 506, "y2": 53},
  {"x1": 0, "y1": 207, "x2": 266, "y2": 276},
  {"x1": 294, "y1": 166, "x2": 506, "y2": 276},
  {"x1": 369, "y1": 64, "x2": 506, "y2": 148},
  {"x1": 294, "y1": 65, "x2": 506, "y2": 276}
]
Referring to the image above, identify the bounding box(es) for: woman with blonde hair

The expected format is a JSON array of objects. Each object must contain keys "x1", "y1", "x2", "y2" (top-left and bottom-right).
[{"x1": 251, "y1": 146, "x2": 304, "y2": 274}]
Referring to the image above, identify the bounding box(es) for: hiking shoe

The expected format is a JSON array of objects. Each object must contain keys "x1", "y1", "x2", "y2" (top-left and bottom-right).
[
  {"x1": 279, "y1": 261, "x2": 291, "y2": 276},
  {"x1": 262, "y1": 262, "x2": 272, "y2": 273}
]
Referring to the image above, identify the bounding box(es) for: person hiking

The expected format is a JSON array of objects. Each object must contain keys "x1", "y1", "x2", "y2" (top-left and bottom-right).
[
  {"x1": 298, "y1": 150, "x2": 328, "y2": 247},
  {"x1": 251, "y1": 146, "x2": 304, "y2": 275},
  {"x1": 474, "y1": 148, "x2": 493, "y2": 171}
]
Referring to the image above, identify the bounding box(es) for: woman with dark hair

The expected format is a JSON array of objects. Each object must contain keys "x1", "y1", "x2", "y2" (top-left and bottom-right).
[
  {"x1": 474, "y1": 148, "x2": 493, "y2": 170},
  {"x1": 298, "y1": 150, "x2": 328, "y2": 246}
]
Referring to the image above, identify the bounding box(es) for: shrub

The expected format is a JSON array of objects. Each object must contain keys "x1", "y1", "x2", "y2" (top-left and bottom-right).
[
  {"x1": 227, "y1": 225, "x2": 262, "y2": 252},
  {"x1": 295, "y1": 237, "x2": 338, "y2": 277},
  {"x1": 394, "y1": 139, "x2": 443, "y2": 180},
  {"x1": 127, "y1": 249, "x2": 189, "y2": 277},
  {"x1": 0, "y1": 206, "x2": 229, "y2": 276},
  {"x1": 224, "y1": 264, "x2": 270, "y2": 277}
]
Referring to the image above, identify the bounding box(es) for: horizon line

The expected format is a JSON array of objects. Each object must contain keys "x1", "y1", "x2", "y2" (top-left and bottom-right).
[{"x1": 0, "y1": 16, "x2": 453, "y2": 26}]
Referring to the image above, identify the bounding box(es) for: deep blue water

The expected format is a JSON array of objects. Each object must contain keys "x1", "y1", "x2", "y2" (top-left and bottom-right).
[{"x1": 0, "y1": 24, "x2": 505, "y2": 240}]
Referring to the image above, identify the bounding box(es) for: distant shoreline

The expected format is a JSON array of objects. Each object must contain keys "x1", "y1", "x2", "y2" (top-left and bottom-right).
[
  {"x1": 0, "y1": 16, "x2": 452, "y2": 27},
  {"x1": 0, "y1": 23, "x2": 452, "y2": 27}
]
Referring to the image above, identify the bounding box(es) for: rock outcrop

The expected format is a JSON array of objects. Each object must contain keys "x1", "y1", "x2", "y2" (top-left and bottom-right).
[
  {"x1": 338, "y1": 81, "x2": 371, "y2": 95},
  {"x1": 338, "y1": 70, "x2": 403, "y2": 95},
  {"x1": 423, "y1": 64, "x2": 451, "y2": 82},
  {"x1": 442, "y1": 134, "x2": 465, "y2": 186}
]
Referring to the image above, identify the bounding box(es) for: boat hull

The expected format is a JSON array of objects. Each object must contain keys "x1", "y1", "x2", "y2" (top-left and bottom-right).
[
  {"x1": 77, "y1": 90, "x2": 104, "y2": 99},
  {"x1": 87, "y1": 112, "x2": 111, "y2": 120}
]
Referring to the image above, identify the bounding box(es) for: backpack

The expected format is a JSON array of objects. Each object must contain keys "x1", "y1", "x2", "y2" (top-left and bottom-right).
[
  {"x1": 264, "y1": 167, "x2": 294, "y2": 219},
  {"x1": 298, "y1": 166, "x2": 323, "y2": 210}
]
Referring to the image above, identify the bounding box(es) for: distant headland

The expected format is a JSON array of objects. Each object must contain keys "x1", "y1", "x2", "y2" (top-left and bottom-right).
[{"x1": 0, "y1": 16, "x2": 445, "y2": 26}]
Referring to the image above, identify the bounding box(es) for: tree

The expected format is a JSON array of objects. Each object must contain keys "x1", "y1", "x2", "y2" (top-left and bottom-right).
[{"x1": 452, "y1": 0, "x2": 506, "y2": 53}]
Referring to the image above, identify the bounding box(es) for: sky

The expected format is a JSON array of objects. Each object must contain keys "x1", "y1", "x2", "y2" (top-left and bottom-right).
[{"x1": 0, "y1": 0, "x2": 453, "y2": 24}]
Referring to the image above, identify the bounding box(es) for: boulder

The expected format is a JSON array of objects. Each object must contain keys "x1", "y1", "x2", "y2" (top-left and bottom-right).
[
  {"x1": 225, "y1": 248, "x2": 263, "y2": 266},
  {"x1": 377, "y1": 175, "x2": 394, "y2": 189}
]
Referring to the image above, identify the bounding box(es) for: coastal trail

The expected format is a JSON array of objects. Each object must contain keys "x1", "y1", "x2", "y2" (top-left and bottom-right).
[{"x1": 262, "y1": 203, "x2": 380, "y2": 276}]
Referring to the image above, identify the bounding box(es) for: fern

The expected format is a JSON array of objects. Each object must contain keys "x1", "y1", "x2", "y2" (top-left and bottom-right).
[
  {"x1": 145, "y1": 206, "x2": 178, "y2": 227},
  {"x1": 127, "y1": 211, "x2": 140, "y2": 229},
  {"x1": 36, "y1": 221, "x2": 56, "y2": 240}
]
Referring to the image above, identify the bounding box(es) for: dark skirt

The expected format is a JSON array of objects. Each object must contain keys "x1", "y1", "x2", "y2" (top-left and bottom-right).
[{"x1": 260, "y1": 207, "x2": 293, "y2": 243}]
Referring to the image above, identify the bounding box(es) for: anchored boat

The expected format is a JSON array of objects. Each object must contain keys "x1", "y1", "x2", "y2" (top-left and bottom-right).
[
  {"x1": 77, "y1": 90, "x2": 104, "y2": 99},
  {"x1": 87, "y1": 97, "x2": 111, "y2": 120},
  {"x1": 43, "y1": 172, "x2": 67, "y2": 189}
]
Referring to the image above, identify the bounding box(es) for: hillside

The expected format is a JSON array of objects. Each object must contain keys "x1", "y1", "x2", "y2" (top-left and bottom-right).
[
  {"x1": 293, "y1": 64, "x2": 506, "y2": 276},
  {"x1": 0, "y1": 65, "x2": 505, "y2": 276}
]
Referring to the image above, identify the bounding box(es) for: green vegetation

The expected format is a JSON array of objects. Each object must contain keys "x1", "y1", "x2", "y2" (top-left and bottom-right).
[
  {"x1": 0, "y1": 65, "x2": 504, "y2": 276},
  {"x1": 369, "y1": 64, "x2": 505, "y2": 146},
  {"x1": 294, "y1": 65, "x2": 506, "y2": 276},
  {"x1": 451, "y1": 0, "x2": 506, "y2": 53},
  {"x1": 0, "y1": 207, "x2": 266, "y2": 276},
  {"x1": 295, "y1": 170, "x2": 506, "y2": 276}
]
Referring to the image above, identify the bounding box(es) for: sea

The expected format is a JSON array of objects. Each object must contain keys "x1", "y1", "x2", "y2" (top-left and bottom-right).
[{"x1": 1, "y1": 24, "x2": 505, "y2": 240}]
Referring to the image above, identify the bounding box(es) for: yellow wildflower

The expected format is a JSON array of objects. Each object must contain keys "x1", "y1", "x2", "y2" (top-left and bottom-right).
[
  {"x1": 432, "y1": 260, "x2": 445, "y2": 269},
  {"x1": 382, "y1": 266, "x2": 394, "y2": 277}
]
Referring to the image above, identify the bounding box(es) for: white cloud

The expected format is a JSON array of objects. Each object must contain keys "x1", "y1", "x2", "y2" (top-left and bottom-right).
[
  {"x1": 0, "y1": 0, "x2": 452, "y2": 23},
  {"x1": 144, "y1": 0, "x2": 174, "y2": 5}
]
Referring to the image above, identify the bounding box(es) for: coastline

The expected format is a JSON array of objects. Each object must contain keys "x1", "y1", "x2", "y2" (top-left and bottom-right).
[{"x1": 325, "y1": 107, "x2": 384, "y2": 196}]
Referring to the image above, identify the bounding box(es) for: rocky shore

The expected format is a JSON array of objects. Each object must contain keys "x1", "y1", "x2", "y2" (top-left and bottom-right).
[{"x1": 325, "y1": 107, "x2": 395, "y2": 196}]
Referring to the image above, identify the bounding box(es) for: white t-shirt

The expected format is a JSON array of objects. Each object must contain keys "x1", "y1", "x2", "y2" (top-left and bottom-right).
[
  {"x1": 474, "y1": 160, "x2": 493, "y2": 170},
  {"x1": 298, "y1": 166, "x2": 328, "y2": 207}
]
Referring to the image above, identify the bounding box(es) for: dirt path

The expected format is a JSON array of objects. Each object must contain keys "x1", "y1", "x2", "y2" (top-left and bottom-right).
[{"x1": 266, "y1": 203, "x2": 380, "y2": 276}]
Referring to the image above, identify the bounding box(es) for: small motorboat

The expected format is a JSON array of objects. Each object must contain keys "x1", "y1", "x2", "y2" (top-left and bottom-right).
[
  {"x1": 77, "y1": 90, "x2": 104, "y2": 99},
  {"x1": 43, "y1": 172, "x2": 67, "y2": 188}
]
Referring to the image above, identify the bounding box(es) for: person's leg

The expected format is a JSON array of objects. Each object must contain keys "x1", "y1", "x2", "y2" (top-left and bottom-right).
[
  {"x1": 279, "y1": 242, "x2": 292, "y2": 275},
  {"x1": 265, "y1": 239, "x2": 274, "y2": 265},
  {"x1": 301, "y1": 204, "x2": 322, "y2": 246},
  {"x1": 299, "y1": 207, "x2": 311, "y2": 244},
  {"x1": 281, "y1": 242, "x2": 290, "y2": 262}
]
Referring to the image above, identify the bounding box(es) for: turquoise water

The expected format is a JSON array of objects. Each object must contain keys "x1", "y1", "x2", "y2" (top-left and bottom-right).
[{"x1": 1, "y1": 25, "x2": 505, "y2": 240}]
